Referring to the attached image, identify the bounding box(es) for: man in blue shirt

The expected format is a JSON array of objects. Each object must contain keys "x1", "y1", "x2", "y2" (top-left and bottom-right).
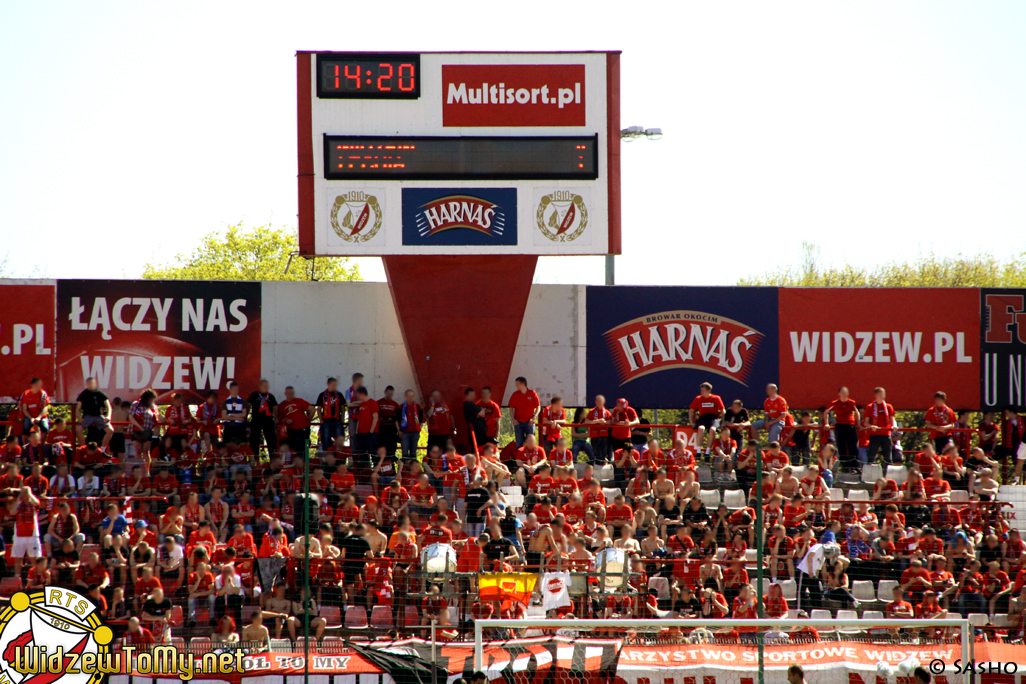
[
  {"x1": 819, "y1": 520, "x2": 841, "y2": 544},
  {"x1": 99, "y1": 503, "x2": 129, "y2": 539}
]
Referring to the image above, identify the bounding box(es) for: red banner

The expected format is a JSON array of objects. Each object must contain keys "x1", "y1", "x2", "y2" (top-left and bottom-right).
[
  {"x1": 0, "y1": 284, "x2": 55, "y2": 398},
  {"x1": 131, "y1": 639, "x2": 1026, "y2": 684},
  {"x1": 616, "y1": 640, "x2": 1024, "y2": 684},
  {"x1": 779, "y1": 288, "x2": 980, "y2": 409},
  {"x1": 442, "y1": 64, "x2": 586, "y2": 127},
  {"x1": 55, "y1": 280, "x2": 261, "y2": 403}
]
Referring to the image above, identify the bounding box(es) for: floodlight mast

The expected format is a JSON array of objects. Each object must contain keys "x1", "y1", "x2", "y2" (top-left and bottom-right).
[{"x1": 606, "y1": 126, "x2": 663, "y2": 285}]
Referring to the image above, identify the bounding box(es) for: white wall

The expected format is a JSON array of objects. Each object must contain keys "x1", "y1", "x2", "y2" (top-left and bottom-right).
[
  {"x1": 260, "y1": 281, "x2": 417, "y2": 401},
  {"x1": 260, "y1": 281, "x2": 586, "y2": 405},
  {"x1": 503, "y1": 284, "x2": 586, "y2": 406}
]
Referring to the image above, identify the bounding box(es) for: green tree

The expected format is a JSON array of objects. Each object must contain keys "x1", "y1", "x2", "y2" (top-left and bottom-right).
[
  {"x1": 738, "y1": 241, "x2": 1026, "y2": 288},
  {"x1": 739, "y1": 243, "x2": 1026, "y2": 460},
  {"x1": 142, "y1": 223, "x2": 361, "y2": 282}
]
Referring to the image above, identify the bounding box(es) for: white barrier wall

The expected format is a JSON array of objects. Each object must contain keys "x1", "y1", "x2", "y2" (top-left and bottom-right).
[
  {"x1": 504, "y1": 285, "x2": 586, "y2": 406},
  {"x1": 260, "y1": 281, "x2": 585, "y2": 405},
  {"x1": 259, "y1": 281, "x2": 417, "y2": 401}
]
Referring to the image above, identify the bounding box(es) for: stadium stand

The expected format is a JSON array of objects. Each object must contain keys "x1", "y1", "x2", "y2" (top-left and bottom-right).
[{"x1": 2, "y1": 375, "x2": 1025, "y2": 648}]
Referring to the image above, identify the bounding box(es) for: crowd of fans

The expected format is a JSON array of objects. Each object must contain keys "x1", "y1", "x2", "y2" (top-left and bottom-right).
[{"x1": 2, "y1": 373, "x2": 1026, "y2": 646}]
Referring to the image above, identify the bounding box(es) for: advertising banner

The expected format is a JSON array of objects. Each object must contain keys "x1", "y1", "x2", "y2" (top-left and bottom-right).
[
  {"x1": 980, "y1": 288, "x2": 1026, "y2": 410},
  {"x1": 0, "y1": 284, "x2": 56, "y2": 398},
  {"x1": 586, "y1": 287, "x2": 780, "y2": 409},
  {"x1": 615, "y1": 640, "x2": 1022, "y2": 684},
  {"x1": 778, "y1": 288, "x2": 980, "y2": 409},
  {"x1": 442, "y1": 64, "x2": 587, "y2": 127},
  {"x1": 55, "y1": 280, "x2": 261, "y2": 403},
  {"x1": 122, "y1": 639, "x2": 1026, "y2": 684},
  {"x1": 402, "y1": 188, "x2": 518, "y2": 246}
]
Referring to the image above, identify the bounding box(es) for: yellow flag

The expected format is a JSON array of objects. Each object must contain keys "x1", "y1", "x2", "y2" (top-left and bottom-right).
[{"x1": 477, "y1": 572, "x2": 538, "y2": 605}]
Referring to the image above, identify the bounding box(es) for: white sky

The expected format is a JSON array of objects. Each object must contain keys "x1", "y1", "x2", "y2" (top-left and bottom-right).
[{"x1": 2, "y1": 2, "x2": 1024, "y2": 285}]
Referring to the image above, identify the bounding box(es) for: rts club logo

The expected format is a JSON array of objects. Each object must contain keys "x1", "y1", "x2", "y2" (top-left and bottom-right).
[
  {"x1": 329, "y1": 191, "x2": 383, "y2": 243},
  {"x1": 0, "y1": 588, "x2": 113, "y2": 684},
  {"x1": 536, "y1": 190, "x2": 588, "y2": 243},
  {"x1": 604, "y1": 310, "x2": 763, "y2": 386}
]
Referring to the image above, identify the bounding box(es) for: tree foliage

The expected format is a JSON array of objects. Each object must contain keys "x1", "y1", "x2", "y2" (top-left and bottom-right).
[
  {"x1": 738, "y1": 241, "x2": 1026, "y2": 288},
  {"x1": 142, "y1": 223, "x2": 361, "y2": 282}
]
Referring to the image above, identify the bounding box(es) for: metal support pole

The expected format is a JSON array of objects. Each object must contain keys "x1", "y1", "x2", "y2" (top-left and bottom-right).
[
  {"x1": 474, "y1": 621, "x2": 484, "y2": 670},
  {"x1": 431, "y1": 620, "x2": 438, "y2": 684},
  {"x1": 755, "y1": 448, "x2": 764, "y2": 684},
  {"x1": 605, "y1": 254, "x2": 615, "y2": 286},
  {"x1": 960, "y1": 621, "x2": 970, "y2": 684},
  {"x1": 303, "y1": 440, "x2": 311, "y2": 684}
]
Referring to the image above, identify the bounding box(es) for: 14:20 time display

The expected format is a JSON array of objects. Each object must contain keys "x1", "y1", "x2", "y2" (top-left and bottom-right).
[{"x1": 316, "y1": 53, "x2": 420, "y2": 99}]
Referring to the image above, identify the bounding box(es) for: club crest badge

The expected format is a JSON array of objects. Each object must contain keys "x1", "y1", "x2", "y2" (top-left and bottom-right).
[
  {"x1": 536, "y1": 190, "x2": 588, "y2": 242},
  {"x1": 0, "y1": 589, "x2": 113, "y2": 684},
  {"x1": 330, "y1": 191, "x2": 383, "y2": 243}
]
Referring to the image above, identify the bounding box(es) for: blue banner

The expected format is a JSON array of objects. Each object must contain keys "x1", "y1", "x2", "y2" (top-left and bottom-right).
[
  {"x1": 402, "y1": 188, "x2": 518, "y2": 246},
  {"x1": 585, "y1": 286, "x2": 780, "y2": 409}
]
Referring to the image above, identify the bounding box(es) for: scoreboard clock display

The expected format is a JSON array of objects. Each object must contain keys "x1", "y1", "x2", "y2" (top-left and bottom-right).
[
  {"x1": 323, "y1": 135, "x2": 598, "y2": 180},
  {"x1": 316, "y1": 53, "x2": 420, "y2": 99},
  {"x1": 297, "y1": 51, "x2": 621, "y2": 255}
]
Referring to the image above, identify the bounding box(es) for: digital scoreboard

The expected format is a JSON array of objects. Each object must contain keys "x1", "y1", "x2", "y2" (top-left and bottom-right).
[
  {"x1": 323, "y1": 135, "x2": 598, "y2": 180},
  {"x1": 296, "y1": 51, "x2": 620, "y2": 255}
]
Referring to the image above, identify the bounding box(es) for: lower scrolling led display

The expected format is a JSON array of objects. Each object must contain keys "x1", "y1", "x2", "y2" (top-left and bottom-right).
[{"x1": 322, "y1": 134, "x2": 599, "y2": 180}]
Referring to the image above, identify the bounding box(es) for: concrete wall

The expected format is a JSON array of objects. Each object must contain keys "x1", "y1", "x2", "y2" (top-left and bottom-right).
[
  {"x1": 504, "y1": 285, "x2": 585, "y2": 405},
  {"x1": 259, "y1": 282, "x2": 418, "y2": 401},
  {"x1": 261, "y1": 281, "x2": 585, "y2": 405}
]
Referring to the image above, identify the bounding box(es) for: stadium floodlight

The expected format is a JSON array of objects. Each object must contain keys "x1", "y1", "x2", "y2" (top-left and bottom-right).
[{"x1": 620, "y1": 125, "x2": 663, "y2": 141}]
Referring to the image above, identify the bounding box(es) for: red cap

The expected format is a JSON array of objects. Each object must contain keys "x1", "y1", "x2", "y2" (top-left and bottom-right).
[{"x1": 366, "y1": 496, "x2": 379, "y2": 504}]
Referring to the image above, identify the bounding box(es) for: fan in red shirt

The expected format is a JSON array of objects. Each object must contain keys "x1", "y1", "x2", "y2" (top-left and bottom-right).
[
  {"x1": 538, "y1": 397, "x2": 567, "y2": 451},
  {"x1": 548, "y1": 437, "x2": 574, "y2": 469},
  {"x1": 513, "y1": 435, "x2": 548, "y2": 489},
  {"x1": 2, "y1": 437, "x2": 21, "y2": 464},
  {"x1": 560, "y1": 493, "x2": 586, "y2": 527},
  {"x1": 418, "y1": 512, "x2": 455, "y2": 547},
  {"x1": 278, "y1": 386, "x2": 313, "y2": 452},
  {"x1": 732, "y1": 584, "x2": 758, "y2": 632},
  {"x1": 408, "y1": 473, "x2": 437, "y2": 520},
  {"x1": 508, "y1": 377, "x2": 541, "y2": 444},
  {"x1": 549, "y1": 466, "x2": 578, "y2": 504},
  {"x1": 584, "y1": 396, "x2": 612, "y2": 461},
  {"x1": 475, "y1": 387, "x2": 502, "y2": 442},
  {"x1": 532, "y1": 499, "x2": 556, "y2": 525},
  {"x1": 923, "y1": 468, "x2": 951, "y2": 499},
  {"x1": 763, "y1": 582, "x2": 788, "y2": 618},
  {"x1": 665, "y1": 439, "x2": 697, "y2": 484},
  {"x1": 124, "y1": 617, "x2": 156, "y2": 647},
  {"x1": 924, "y1": 391, "x2": 957, "y2": 452},
  {"x1": 825, "y1": 387, "x2": 860, "y2": 471},
  {"x1": 762, "y1": 442, "x2": 790, "y2": 473},
  {"x1": 605, "y1": 495, "x2": 633, "y2": 532},
  {"x1": 863, "y1": 387, "x2": 897, "y2": 464},
  {"x1": 353, "y1": 387, "x2": 379, "y2": 463},
  {"x1": 425, "y1": 389, "x2": 455, "y2": 451},
  {"x1": 688, "y1": 382, "x2": 725, "y2": 456},
  {"x1": 528, "y1": 465, "x2": 554, "y2": 502},
  {"x1": 752, "y1": 384, "x2": 789, "y2": 443},
  {"x1": 19, "y1": 378, "x2": 50, "y2": 434},
  {"x1": 608, "y1": 398, "x2": 639, "y2": 450}
]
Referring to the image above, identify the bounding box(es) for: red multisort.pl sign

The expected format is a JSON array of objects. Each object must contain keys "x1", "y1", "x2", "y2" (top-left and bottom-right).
[{"x1": 442, "y1": 64, "x2": 586, "y2": 127}]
